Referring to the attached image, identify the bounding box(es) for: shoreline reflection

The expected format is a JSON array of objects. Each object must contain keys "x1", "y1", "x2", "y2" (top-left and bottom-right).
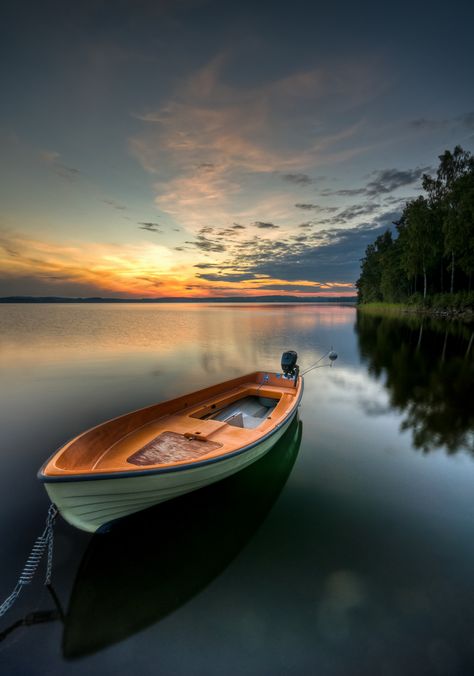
[{"x1": 356, "y1": 312, "x2": 474, "y2": 454}]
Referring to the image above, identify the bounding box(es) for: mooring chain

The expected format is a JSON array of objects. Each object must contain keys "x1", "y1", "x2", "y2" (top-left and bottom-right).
[{"x1": 0, "y1": 504, "x2": 58, "y2": 618}]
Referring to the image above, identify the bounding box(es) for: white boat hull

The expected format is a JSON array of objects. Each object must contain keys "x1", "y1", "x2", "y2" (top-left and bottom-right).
[{"x1": 44, "y1": 411, "x2": 297, "y2": 533}]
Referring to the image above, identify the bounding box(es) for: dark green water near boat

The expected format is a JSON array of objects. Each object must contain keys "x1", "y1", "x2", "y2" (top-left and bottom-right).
[{"x1": 0, "y1": 303, "x2": 473, "y2": 675}]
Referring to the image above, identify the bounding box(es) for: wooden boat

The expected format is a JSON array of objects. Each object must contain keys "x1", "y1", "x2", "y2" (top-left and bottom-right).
[
  {"x1": 62, "y1": 418, "x2": 302, "y2": 658},
  {"x1": 39, "y1": 353, "x2": 303, "y2": 533}
]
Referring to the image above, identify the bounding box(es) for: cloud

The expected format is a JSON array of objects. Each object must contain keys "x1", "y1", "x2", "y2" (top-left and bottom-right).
[
  {"x1": 232, "y1": 223, "x2": 246, "y2": 229},
  {"x1": 294, "y1": 203, "x2": 339, "y2": 212},
  {"x1": 254, "y1": 221, "x2": 279, "y2": 229},
  {"x1": 248, "y1": 282, "x2": 353, "y2": 293},
  {"x1": 138, "y1": 221, "x2": 162, "y2": 232},
  {"x1": 335, "y1": 202, "x2": 380, "y2": 221},
  {"x1": 320, "y1": 187, "x2": 366, "y2": 197},
  {"x1": 461, "y1": 111, "x2": 474, "y2": 130},
  {"x1": 0, "y1": 229, "x2": 196, "y2": 298},
  {"x1": 210, "y1": 210, "x2": 402, "y2": 286},
  {"x1": 185, "y1": 235, "x2": 227, "y2": 252},
  {"x1": 410, "y1": 118, "x2": 448, "y2": 131},
  {"x1": 129, "y1": 53, "x2": 376, "y2": 233},
  {"x1": 281, "y1": 173, "x2": 313, "y2": 185},
  {"x1": 196, "y1": 272, "x2": 260, "y2": 282},
  {"x1": 40, "y1": 151, "x2": 81, "y2": 181},
  {"x1": 365, "y1": 167, "x2": 430, "y2": 195},
  {"x1": 320, "y1": 166, "x2": 430, "y2": 199},
  {"x1": 409, "y1": 110, "x2": 474, "y2": 132},
  {"x1": 295, "y1": 203, "x2": 317, "y2": 210},
  {"x1": 197, "y1": 162, "x2": 216, "y2": 170},
  {"x1": 103, "y1": 199, "x2": 128, "y2": 211}
]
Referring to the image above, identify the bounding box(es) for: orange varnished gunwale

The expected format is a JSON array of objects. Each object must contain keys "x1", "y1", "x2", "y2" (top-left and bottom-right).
[{"x1": 41, "y1": 372, "x2": 302, "y2": 477}]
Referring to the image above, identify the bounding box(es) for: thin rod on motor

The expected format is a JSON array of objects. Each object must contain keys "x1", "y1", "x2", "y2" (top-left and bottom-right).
[{"x1": 301, "y1": 348, "x2": 338, "y2": 376}]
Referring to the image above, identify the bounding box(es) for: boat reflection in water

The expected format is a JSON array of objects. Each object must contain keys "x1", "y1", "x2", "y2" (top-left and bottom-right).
[{"x1": 63, "y1": 417, "x2": 302, "y2": 659}]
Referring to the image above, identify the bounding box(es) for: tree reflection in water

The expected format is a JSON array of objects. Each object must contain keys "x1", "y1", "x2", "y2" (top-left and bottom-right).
[{"x1": 356, "y1": 312, "x2": 474, "y2": 454}]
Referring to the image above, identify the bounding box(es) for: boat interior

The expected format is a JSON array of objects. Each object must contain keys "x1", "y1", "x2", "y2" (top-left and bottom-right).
[{"x1": 41, "y1": 371, "x2": 302, "y2": 476}]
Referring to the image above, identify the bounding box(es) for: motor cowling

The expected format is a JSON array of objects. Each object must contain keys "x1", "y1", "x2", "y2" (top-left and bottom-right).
[{"x1": 281, "y1": 350, "x2": 298, "y2": 378}]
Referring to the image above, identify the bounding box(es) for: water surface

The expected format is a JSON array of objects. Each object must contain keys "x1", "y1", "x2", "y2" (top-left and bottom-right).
[{"x1": 1, "y1": 303, "x2": 473, "y2": 675}]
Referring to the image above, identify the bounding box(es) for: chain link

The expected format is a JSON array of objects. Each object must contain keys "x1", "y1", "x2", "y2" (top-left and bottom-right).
[{"x1": 0, "y1": 504, "x2": 58, "y2": 619}]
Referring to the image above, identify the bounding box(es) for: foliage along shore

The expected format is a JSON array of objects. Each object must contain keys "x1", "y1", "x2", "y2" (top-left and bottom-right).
[
  {"x1": 356, "y1": 146, "x2": 474, "y2": 315},
  {"x1": 358, "y1": 293, "x2": 474, "y2": 321}
]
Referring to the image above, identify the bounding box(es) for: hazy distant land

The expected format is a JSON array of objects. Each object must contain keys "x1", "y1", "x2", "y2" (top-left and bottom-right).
[{"x1": 0, "y1": 296, "x2": 356, "y2": 304}]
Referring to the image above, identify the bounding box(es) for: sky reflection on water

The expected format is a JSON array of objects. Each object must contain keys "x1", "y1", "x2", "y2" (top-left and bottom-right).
[{"x1": 1, "y1": 303, "x2": 474, "y2": 675}]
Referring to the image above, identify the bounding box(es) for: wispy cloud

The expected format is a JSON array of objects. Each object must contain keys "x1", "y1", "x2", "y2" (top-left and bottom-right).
[
  {"x1": 129, "y1": 53, "x2": 377, "y2": 233},
  {"x1": 409, "y1": 110, "x2": 474, "y2": 132},
  {"x1": 0, "y1": 229, "x2": 196, "y2": 297},
  {"x1": 103, "y1": 199, "x2": 128, "y2": 211},
  {"x1": 40, "y1": 151, "x2": 81, "y2": 181}
]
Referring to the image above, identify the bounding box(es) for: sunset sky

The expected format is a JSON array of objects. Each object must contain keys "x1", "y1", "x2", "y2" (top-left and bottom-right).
[{"x1": 1, "y1": 0, "x2": 473, "y2": 298}]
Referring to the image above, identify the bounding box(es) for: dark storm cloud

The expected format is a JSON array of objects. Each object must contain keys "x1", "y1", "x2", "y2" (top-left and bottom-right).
[
  {"x1": 281, "y1": 173, "x2": 313, "y2": 185},
  {"x1": 138, "y1": 221, "x2": 162, "y2": 232},
  {"x1": 254, "y1": 221, "x2": 279, "y2": 229}
]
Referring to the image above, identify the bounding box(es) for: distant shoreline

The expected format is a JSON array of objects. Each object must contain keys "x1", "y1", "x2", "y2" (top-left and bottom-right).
[{"x1": 0, "y1": 295, "x2": 357, "y2": 304}]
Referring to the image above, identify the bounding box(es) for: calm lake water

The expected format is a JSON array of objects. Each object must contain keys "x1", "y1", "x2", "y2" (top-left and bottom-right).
[{"x1": 1, "y1": 303, "x2": 473, "y2": 675}]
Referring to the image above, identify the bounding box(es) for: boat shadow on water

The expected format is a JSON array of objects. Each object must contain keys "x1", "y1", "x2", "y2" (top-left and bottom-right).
[{"x1": 62, "y1": 417, "x2": 302, "y2": 659}]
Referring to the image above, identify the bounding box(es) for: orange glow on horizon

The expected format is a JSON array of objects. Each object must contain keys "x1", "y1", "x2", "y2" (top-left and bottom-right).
[{"x1": 0, "y1": 230, "x2": 356, "y2": 298}]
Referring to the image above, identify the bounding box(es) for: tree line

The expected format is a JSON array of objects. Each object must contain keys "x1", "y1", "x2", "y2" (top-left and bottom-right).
[{"x1": 356, "y1": 146, "x2": 474, "y2": 304}]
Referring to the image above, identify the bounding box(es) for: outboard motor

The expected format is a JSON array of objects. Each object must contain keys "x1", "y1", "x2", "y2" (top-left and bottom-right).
[{"x1": 281, "y1": 350, "x2": 299, "y2": 385}]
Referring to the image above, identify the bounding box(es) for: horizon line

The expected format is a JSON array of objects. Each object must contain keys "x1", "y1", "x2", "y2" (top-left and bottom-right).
[{"x1": 0, "y1": 294, "x2": 357, "y2": 304}]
